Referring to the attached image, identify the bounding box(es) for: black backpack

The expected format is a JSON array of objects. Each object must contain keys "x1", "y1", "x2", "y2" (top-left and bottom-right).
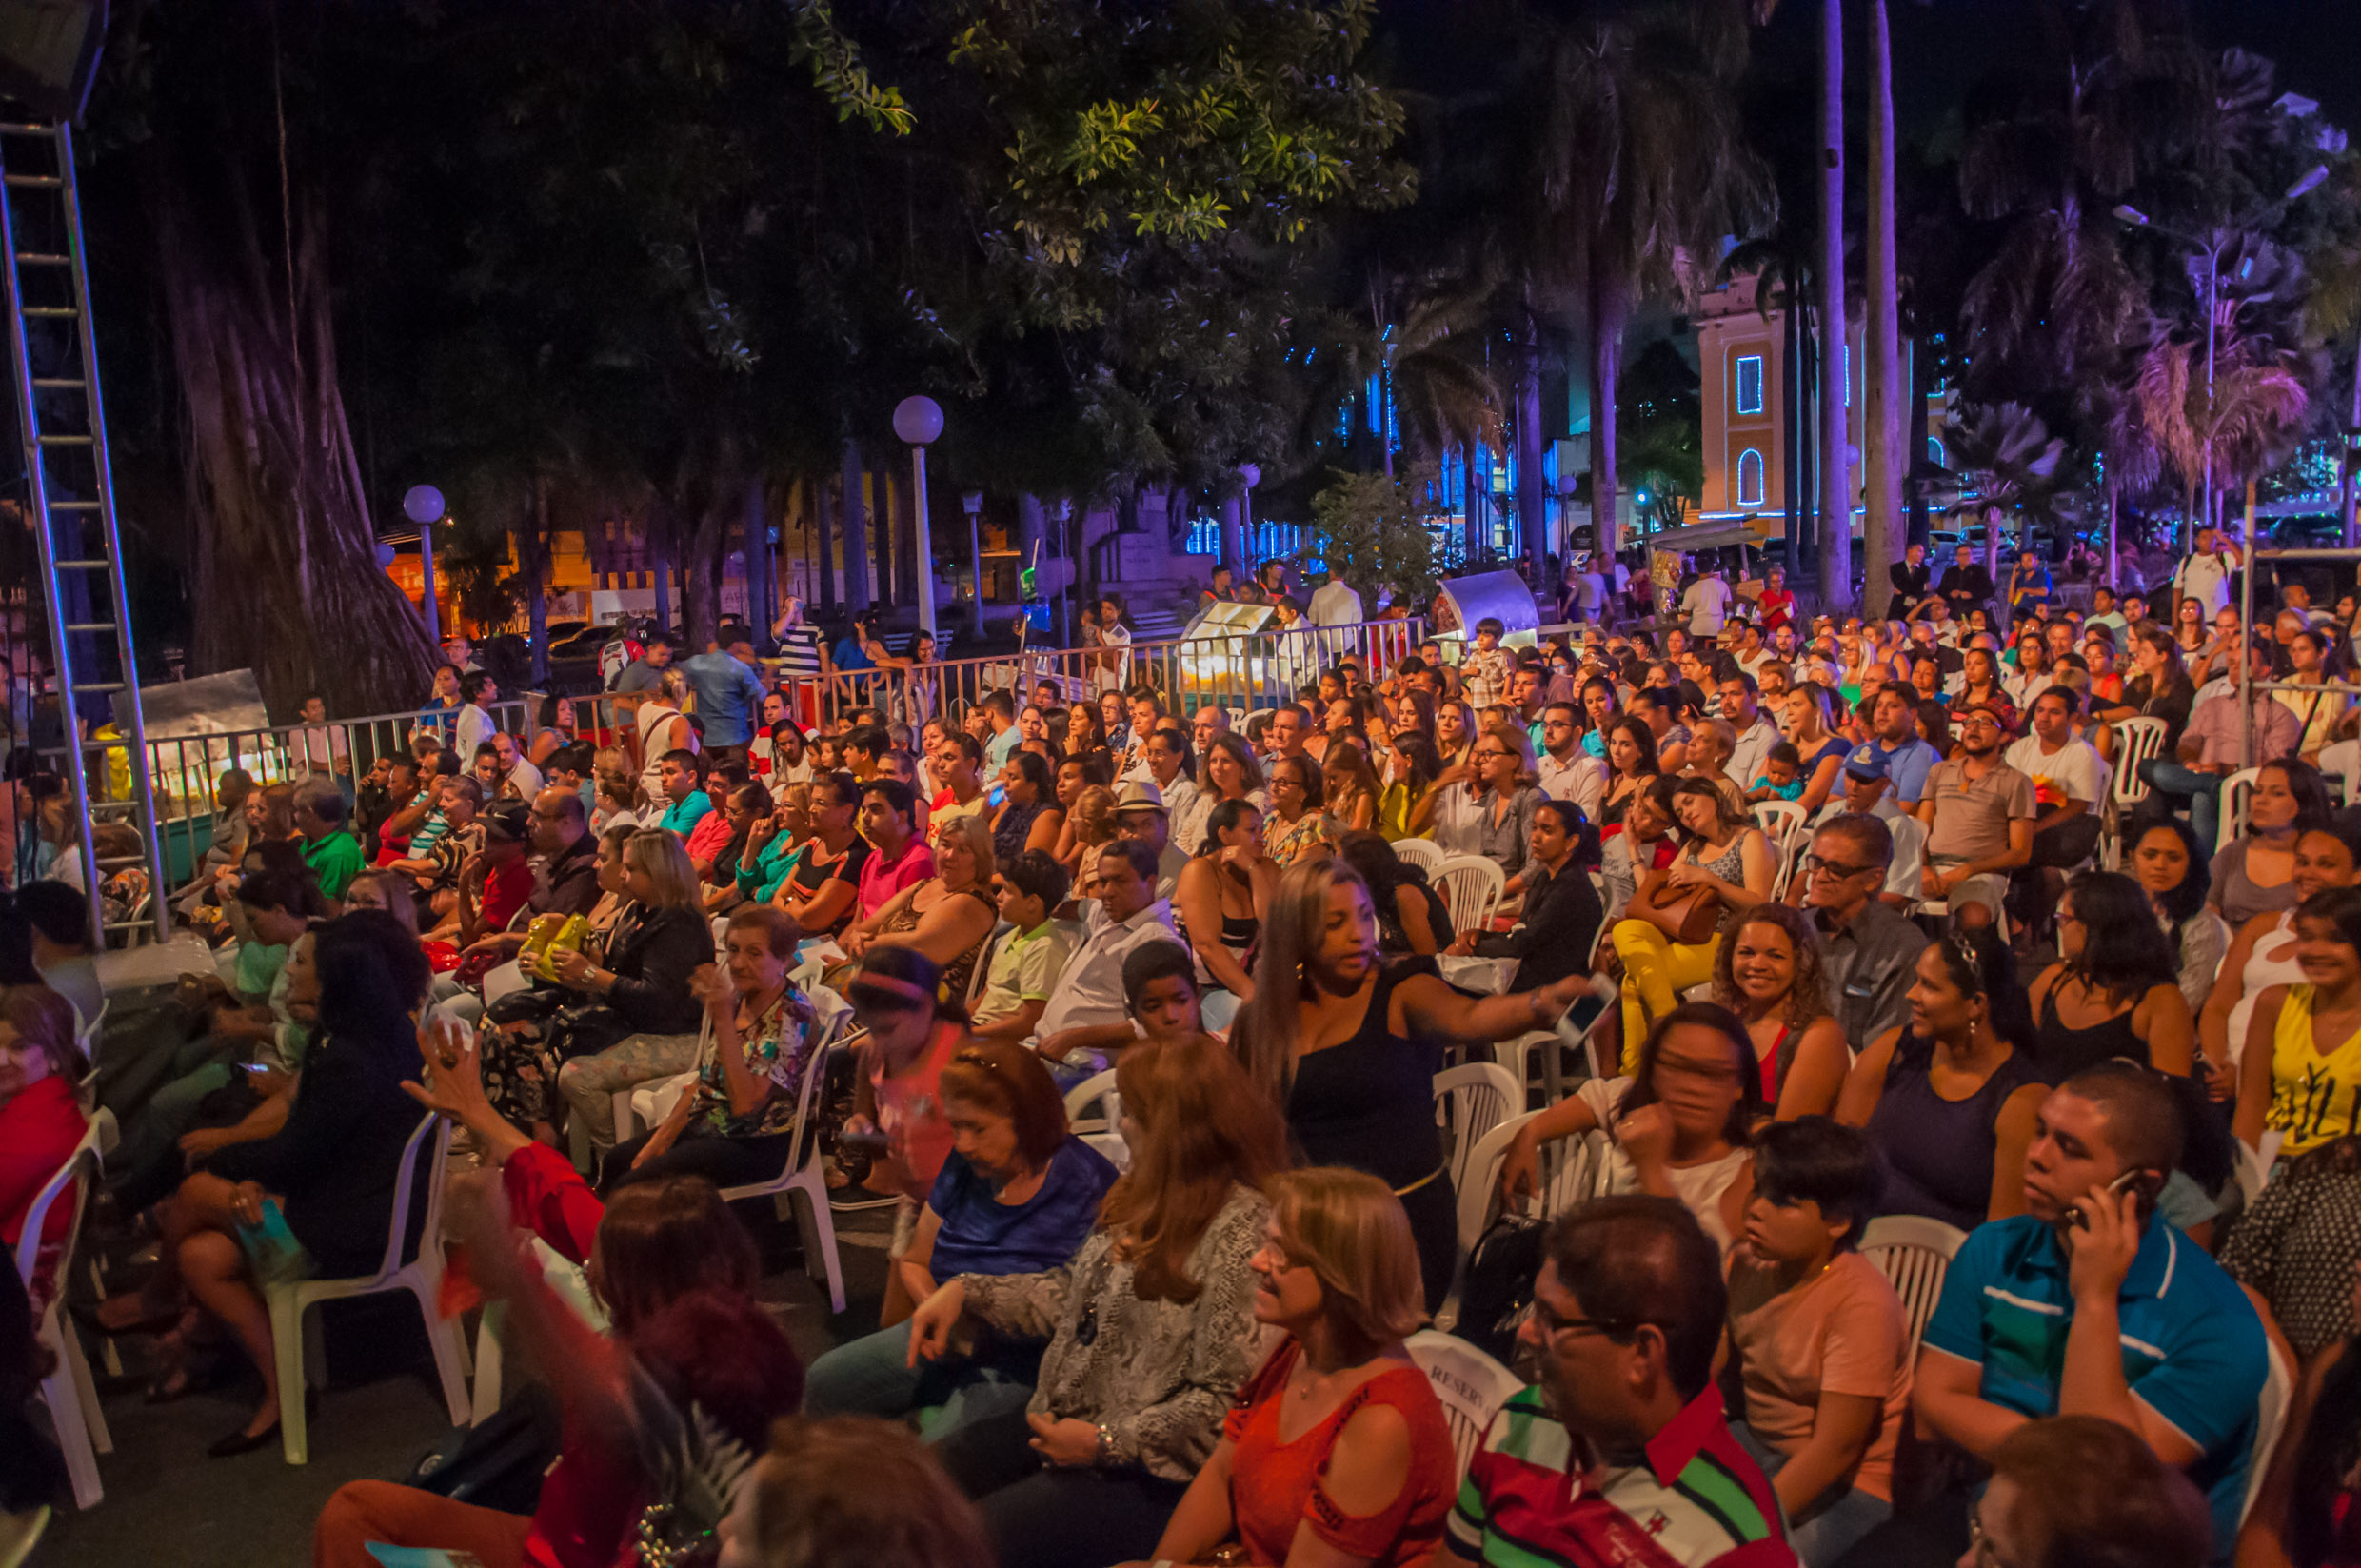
[
  {"x1": 405, "y1": 1380, "x2": 562, "y2": 1517},
  {"x1": 1453, "y1": 1212, "x2": 1546, "y2": 1366}
]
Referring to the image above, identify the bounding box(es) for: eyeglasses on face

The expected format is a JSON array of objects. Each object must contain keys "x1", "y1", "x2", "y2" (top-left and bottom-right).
[{"x1": 1804, "y1": 854, "x2": 1877, "y2": 881}]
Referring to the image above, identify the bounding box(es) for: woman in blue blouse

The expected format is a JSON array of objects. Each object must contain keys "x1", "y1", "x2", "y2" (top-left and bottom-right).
[{"x1": 803, "y1": 1038, "x2": 1117, "y2": 1434}]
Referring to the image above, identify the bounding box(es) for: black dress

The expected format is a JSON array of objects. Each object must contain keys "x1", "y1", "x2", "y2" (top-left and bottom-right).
[
  {"x1": 1286, "y1": 960, "x2": 1457, "y2": 1309},
  {"x1": 1861, "y1": 1029, "x2": 2049, "y2": 1234},
  {"x1": 208, "y1": 1030, "x2": 430, "y2": 1277}
]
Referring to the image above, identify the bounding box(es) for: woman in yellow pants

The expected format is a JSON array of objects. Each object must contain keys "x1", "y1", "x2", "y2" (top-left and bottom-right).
[{"x1": 1612, "y1": 779, "x2": 1777, "y2": 1069}]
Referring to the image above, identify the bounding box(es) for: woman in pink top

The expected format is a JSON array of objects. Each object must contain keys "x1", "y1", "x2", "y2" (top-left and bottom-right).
[
  {"x1": 841, "y1": 946, "x2": 968, "y2": 1321},
  {"x1": 1723, "y1": 1117, "x2": 1912, "y2": 1566}
]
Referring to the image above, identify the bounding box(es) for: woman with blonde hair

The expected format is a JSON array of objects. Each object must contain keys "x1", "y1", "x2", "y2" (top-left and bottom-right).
[
  {"x1": 904, "y1": 1037, "x2": 1287, "y2": 1568},
  {"x1": 1148, "y1": 1167, "x2": 1458, "y2": 1568},
  {"x1": 836, "y1": 812, "x2": 998, "y2": 1003},
  {"x1": 1230, "y1": 860, "x2": 1589, "y2": 1307},
  {"x1": 1609, "y1": 774, "x2": 1776, "y2": 1072},
  {"x1": 1709, "y1": 903, "x2": 1853, "y2": 1119},
  {"x1": 591, "y1": 745, "x2": 645, "y2": 831},
  {"x1": 1054, "y1": 784, "x2": 1120, "y2": 899},
  {"x1": 478, "y1": 827, "x2": 709, "y2": 1143}
]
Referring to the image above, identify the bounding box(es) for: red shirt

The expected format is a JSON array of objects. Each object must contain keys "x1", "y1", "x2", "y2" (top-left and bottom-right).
[
  {"x1": 1, "y1": 1075, "x2": 89, "y2": 1305},
  {"x1": 481, "y1": 860, "x2": 537, "y2": 937}
]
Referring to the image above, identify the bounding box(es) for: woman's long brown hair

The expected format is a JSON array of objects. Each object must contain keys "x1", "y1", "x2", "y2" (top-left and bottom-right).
[{"x1": 1100, "y1": 1038, "x2": 1288, "y2": 1302}]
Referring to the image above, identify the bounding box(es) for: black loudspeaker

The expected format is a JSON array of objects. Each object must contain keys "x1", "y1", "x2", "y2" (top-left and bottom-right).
[{"x1": 0, "y1": 0, "x2": 106, "y2": 123}]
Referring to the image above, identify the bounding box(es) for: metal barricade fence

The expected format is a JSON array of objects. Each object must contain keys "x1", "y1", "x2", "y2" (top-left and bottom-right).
[{"x1": 144, "y1": 698, "x2": 531, "y2": 893}]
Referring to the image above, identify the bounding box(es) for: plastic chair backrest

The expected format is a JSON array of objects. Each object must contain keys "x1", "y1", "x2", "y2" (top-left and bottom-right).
[
  {"x1": 1454, "y1": 1110, "x2": 1541, "y2": 1252},
  {"x1": 1858, "y1": 1214, "x2": 1967, "y2": 1357},
  {"x1": 1392, "y1": 839, "x2": 1444, "y2": 873},
  {"x1": 11, "y1": 1120, "x2": 103, "y2": 1291},
  {"x1": 1063, "y1": 1068, "x2": 1121, "y2": 1131},
  {"x1": 1433, "y1": 1063, "x2": 1520, "y2": 1192},
  {"x1": 2242, "y1": 1340, "x2": 2293, "y2": 1527},
  {"x1": 1539, "y1": 1129, "x2": 1607, "y2": 1219},
  {"x1": 777, "y1": 1004, "x2": 855, "y2": 1177},
  {"x1": 1406, "y1": 1330, "x2": 1525, "y2": 1484},
  {"x1": 1753, "y1": 801, "x2": 1807, "y2": 857},
  {"x1": 1434, "y1": 854, "x2": 1506, "y2": 936},
  {"x1": 2111, "y1": 718, "x2": 2168, "y2": 807},
  {"x1": 360, "y1": 1115, "x2": 451, "y2": 1285},
  {"x1": 2217, "y1": 767, "x2": 2261, "y2": 854}
]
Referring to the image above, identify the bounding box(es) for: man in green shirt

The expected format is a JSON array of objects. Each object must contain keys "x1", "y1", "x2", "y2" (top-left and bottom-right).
[{"x1": 293, "y1": 779, "x2": 365, "y2": 903}]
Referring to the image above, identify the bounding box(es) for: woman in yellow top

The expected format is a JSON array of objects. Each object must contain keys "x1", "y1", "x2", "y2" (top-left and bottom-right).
[
  {"x1": 1377, "y1": 731, "x2": 1442, "y2": 842},
  {"x1": 2239, "y1": 886, "x2": 2361, "y2": 1160}
]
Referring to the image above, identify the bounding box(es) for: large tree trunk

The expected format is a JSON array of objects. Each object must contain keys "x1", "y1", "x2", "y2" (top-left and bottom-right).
[
  {"x1": 1862, "y1": 0, "x2": 1905, "y2": 622},
  {"x1": 1517, "y1": 322, "x2": 1550, "y2": 586},
  {"x1": 840, "y1": 439, "x2": 872, "y2": 613},
  {"x1": 153, "y1": 170, "x2": 436, "y2": 719},
  {"x1": 1816, "y1": 0, "x2": 1853, "y2": 610},
  {"x1": 813, "y1": 472, "x2": 836, "y2": 613},
  {"x1": 1587, "y1": 268, "x2": 1627, "y2": 556},
  {"x1": 519, "y1": 474, "x2": 551, "y2": 685},
  {"x1": 742, "y1": 475, "x2": 773, "y2": 640}
]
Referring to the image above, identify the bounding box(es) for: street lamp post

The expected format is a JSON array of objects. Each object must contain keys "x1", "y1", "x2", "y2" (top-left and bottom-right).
[
  {"x1": 403, "y1": 484, "x2": 445, "y2": 643},
  {"x1": 892, "y1": 396, "x2": 944, "y2": 637},
  {"x1": 962, "y1": 489, "x2": 985, "y2": 640}
]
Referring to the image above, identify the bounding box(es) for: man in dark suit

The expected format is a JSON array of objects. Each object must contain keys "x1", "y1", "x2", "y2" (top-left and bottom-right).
[
  {"x1": 1888, "y1": 541, "x2": 1933, "y2": 620},
  {"x1": 1936, "y1": 543, "x2": 1995, "y2": 625}
]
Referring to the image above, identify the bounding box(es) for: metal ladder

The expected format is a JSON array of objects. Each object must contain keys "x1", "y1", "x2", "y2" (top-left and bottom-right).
[{"x1": 0, "y1": 116, "x2": 167, "y2": 944}]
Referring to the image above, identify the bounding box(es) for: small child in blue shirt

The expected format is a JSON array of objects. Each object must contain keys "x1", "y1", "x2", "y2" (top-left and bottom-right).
[{"x1": 1747, "y1": 741, "x2": 1805, "y2": 804}]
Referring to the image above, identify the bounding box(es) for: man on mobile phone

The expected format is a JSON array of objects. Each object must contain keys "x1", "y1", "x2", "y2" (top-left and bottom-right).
[{"x1": 1896, "y1": 1063, "x2": 2267, "y2": 1568}]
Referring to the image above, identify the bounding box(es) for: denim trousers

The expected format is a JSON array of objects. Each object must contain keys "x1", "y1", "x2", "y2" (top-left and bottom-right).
[
  {"x1": 1732, "y1": 1419, "x2": 1893, "y2": 1567},
  {"x1": 801, "y1": 1318, "x2": 1042, "y2": 1445},
  {"x1": 2140, "y1": 757, "x2": 2224, "y2": 848}
]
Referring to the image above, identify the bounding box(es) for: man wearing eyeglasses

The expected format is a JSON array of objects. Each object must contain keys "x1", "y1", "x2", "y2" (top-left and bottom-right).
[
  {"x1": 1915, "y1": 701, "x2": 2035, "y2": 931},
  {"x1": 1441, "y1": 1197, "x2": 1796, "y2": 1568},
  {"x1": 1792, "y1": 814, "x2": 1927, "y2": 1047}
]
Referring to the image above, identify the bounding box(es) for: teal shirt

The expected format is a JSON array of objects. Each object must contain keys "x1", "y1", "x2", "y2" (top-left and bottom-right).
[
  {"x1": 735, "y1": 835, "x2": 805, "y2": 903},
  {"x1": 658, "y1": 792, "x2": 714, "y2": 836},
  {"x1": 235, "y1": 941, "x2": 288, "y2": 1003}
]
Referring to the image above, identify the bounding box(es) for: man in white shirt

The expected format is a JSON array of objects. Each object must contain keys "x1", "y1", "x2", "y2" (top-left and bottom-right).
[
  {"x1": 1678, "y1": 571, "x2": 1733, "y2": 637},
  {"x1": 1534, "y1": 702, "x2": 1606, "y2": 819},
  {"x1": 1307, "y1": 572, "x2": 1365, "y2": 665},
  {"x1": 2173, "y1": 523, "x2": 2241, "y2": 619},
  {"x1": 492, "y1": 731, "x2": 545, "y2": 798},
  {"x1": 1716, "y1": 673, "x2": 1782, "y2": 794},
  {"x1": 1029, "y1": 840, "x2": 1186, "y2": 1079},
  {"x1": 1139, "y1": 726, "x2": 1205, "y2": 855},
  {"x1": 2003, "y1": 686, "x2": 2108, "y2": 938}
]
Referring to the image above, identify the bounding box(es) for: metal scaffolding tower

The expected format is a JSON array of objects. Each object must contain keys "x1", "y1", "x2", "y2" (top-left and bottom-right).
[{"x1": 0, "y1": 115, "x2": 167, "y2": 943}]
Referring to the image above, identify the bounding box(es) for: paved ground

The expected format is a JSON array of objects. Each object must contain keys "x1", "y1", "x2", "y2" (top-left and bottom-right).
[{"x1": 32, "y1": 1198, "x2": 897, "y2": 1568}]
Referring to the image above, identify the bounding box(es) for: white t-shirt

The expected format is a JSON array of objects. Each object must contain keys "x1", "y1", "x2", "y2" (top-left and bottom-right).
[
  {"x1": 1680, "y1": 576, "x2": 1734, "y2": 636},
  {"x1": 2003, "y1": 734, "x2": 2108, "y2": 806},
  {"x1": 2176, "y1": 549, "x2": 2235, "y2": 617}
]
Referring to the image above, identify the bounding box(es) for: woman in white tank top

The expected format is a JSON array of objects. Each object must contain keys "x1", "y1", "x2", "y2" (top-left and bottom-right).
[
  {"x1": 2202, "y1": 824, "x2": 2361, "y2": 1076},
  {"x1": 634, "y1": 679, "x2": 699, "y2": 806}
]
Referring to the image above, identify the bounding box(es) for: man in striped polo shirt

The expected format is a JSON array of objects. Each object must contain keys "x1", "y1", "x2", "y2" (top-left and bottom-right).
[{"x1": 1442, "y1": 1198, "x2": 1796, "y2": 1568}]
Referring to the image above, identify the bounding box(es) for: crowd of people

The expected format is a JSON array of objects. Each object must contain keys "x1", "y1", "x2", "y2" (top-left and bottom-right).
[{"x1": 4, "y1": 542, "x2": 2360, "y2": 1568}]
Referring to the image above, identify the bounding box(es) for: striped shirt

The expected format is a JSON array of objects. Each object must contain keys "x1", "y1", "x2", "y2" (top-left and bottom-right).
[
  {"x1": 1447, "y1": 1386, "x2": 1795, "y2": 1568},
  {"x1": 775, "y1": 624, "x2": 824, "y2": 680}
]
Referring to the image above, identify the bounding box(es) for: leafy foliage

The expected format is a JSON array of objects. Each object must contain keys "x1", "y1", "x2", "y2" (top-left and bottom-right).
[{"x1": 1305, "y1": 464, "x2": 1451, "y2": 609}]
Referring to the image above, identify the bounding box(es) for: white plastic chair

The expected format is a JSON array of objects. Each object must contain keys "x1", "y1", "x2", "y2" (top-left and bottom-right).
[
  {"x1": 13, "y1": 1121, "x2": 110, "y2": 1508},
  {"x1": 1433, "y1": 854, "x2": 1506, "y2": 937},
  {"x1": 1081, "y1": 1130, "x2": 1131, "y2": 1172},
  {"x1": 718, "y1": 1026, "x2": 853, "y2": 1315},
  {"x1": 2242, "y1": 1340, "x2": 2294, "y2": 1527},
  {"x1": 264, "y1": 1114, "x2": 472, "y2": 1464},
  {"x1": 2100, "y1": 716, "x2": 2170, "y2": 867},
  {"x1": 1063, "y1": 1068, "x2": 1121, "y2": 1133},
  {"x1": 1752, "y1": 800, "x2": 1808, "y2": 862},
  {"x1": 1406, "y1": 1330, "x2": 1524, "y2": 1484},
  {"x1": 1858, "y1": 1214, "x2": 1967, "y2": 1359},
  {"x1": 480, "y1": 960, "x2": 528, "y2": 1006},
  {"x1": 1434, "y1": 1063, "x2": 1519, "y2": 1194},
  {"x1": 468, "y1": 1237, "x2": 610, "y2": 1423},
  {"x1": 1391, "y1": 838, "x2": 1444, "y2": 873},
  {"x1": 2216, "y1": 766, "x2": 2260, "y2": 855}
]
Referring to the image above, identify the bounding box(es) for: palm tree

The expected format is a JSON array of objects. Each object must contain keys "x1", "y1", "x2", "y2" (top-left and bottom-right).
[
  {"x1": 1946, "y1": 401, "x2": 2066, "y2": 573},
  {"x1": 1523, "y1": 0, "x2": 1773, "y2": 561},
  {"x1": 2135, "y1": 237, "x2": 2314, "y2": 517},
  {"x1": 1813, "y1": 0, "x2": 1849, "y2": 612}
]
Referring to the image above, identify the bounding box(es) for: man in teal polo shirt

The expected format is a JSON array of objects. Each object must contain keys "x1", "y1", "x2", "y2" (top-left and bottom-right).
[
  {"x1": 1912, "y1": 1062, "x2": 2267, "y2": 1566},
  {"x1": 653, "y1": 749, "x2": 713, "y2": 837}
]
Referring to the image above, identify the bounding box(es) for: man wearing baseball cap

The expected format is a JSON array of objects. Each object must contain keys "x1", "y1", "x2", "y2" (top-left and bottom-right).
[
  {"x1": 455, "y1": 798, "x2": 539, "y2": 950},
  {"x1": 1914, "y1": 699, "x2": 2034, "y2": 931},
  {"x1": 1825, "y1": 743, "x2": 1927, "y2": 904}
]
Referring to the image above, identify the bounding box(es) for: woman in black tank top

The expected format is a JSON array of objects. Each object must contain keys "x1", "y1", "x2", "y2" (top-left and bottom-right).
[
  {"x1": 1228, "y1": 860, "x2": 1590, "y2": 1309},
  {"x1": 2026, "y1": 873, "x2": 2197, "y2": 1082}
]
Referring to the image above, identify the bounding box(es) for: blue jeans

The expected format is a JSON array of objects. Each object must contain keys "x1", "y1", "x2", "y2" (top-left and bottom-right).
[
  {"x1": 802, "y1": 1319, "x2": 1042, "y2": 1444},
  {"x1": 2140, "y1": 758, "x2": 2223, "y2": 847},
  {"x1": 1733, "y1": 1419, "x2": 1893, "y2": 1567}
]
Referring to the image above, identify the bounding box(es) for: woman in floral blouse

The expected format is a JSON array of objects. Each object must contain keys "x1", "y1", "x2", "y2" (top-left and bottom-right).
[
  {"x1": 904, "y1": 1037, "x2": 1289, "y2": 1568},
  {"x1": 602, "y1": 904, "x2": 815, "y2": 1193}
]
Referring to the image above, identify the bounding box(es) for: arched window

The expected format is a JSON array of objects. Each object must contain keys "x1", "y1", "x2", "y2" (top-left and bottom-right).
[
  {"x1": 1736, "y1": 448, "x2": 1766, "y2": 506},
  {"x1": 1926, "y1": 436, "x2": 1947, "y2": 468}
]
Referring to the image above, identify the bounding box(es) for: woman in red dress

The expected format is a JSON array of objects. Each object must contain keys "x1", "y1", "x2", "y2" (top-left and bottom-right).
[{"x1": 1141, "y1": 1167, "x2": 1458, "y2": 1568}]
